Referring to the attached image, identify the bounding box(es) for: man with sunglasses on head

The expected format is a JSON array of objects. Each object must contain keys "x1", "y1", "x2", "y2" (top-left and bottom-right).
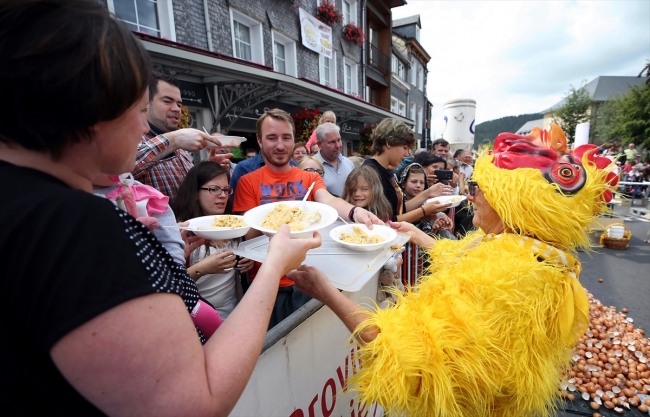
[{"x1": 313, "y1": 122, "x2": 355, "y2": 197}]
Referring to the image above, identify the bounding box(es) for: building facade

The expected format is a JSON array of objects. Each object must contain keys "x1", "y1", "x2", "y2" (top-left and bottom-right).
[
  {"x1": 391, "y1": 15, "x2": 432, "y2": 148},
  {"x1": 98, "y1": 0, "x2": 410, "y2": 155},
  {"x1": 541, "y1": 76, "x2": 648, "y2": 144}
]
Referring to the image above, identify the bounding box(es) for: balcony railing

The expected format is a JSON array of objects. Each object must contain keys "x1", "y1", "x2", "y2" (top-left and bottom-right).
[{"x1": 367, "y1": 44, "x2": 390, "y2": 75}]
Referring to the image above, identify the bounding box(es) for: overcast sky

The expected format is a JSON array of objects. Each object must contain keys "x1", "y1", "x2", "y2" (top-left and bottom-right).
[{"x1": 391, "y1": 0, "x2": 650, "y2": 137}]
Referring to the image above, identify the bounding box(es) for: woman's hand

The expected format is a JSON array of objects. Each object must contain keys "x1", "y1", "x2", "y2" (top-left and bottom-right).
[
  {"x1": 288, "y1": 265, "x2": 377, "y2": 343},
  {"x1": 426, "y1": 183, "x2": 453, "y2": 198},
  {"x1": 433, "y1": 214, "x2": 453, "y2": 231},
  {"x1": 388, "y1": 221, "x2": 436, "y2": 249},
  {"x1": 207, "y1": 148, "x2": 234, "y2": 171},
  {"x1": 265, "y1": 225, "x2": 322, "y2": 276},
  {"x1": 235, "y1": 257, "x2": 255, "y2": 273},
  {"x1": 422, "y1": 200, "x2": 451, "y2": 216},
  {"x1": 458, "y1": 172, "x2": 467, "y2": 194},
  {"x1": 178, "y1": 222, "x2": 206, "y2": 262},
  {"x1": 449, "y1": 172, "x2": 460, "y2": 188},
  {"x1": 196, "y1": 250, "x2": 238, "y2": 275},
  {"x1": 288, "y1": 265, "x2": 337, "y2": 303}
]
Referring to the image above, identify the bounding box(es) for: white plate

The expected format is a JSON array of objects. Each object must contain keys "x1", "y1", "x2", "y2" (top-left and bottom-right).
[
  {"x1": 243, "y1": 201, "x2": 338, "y2": 239},
  {"x1": 206, "y1": 136, "x2": 247, "y2": 148},
  {"x1": 425, "y1": 195, "x2": 467, "y2": 208},
  {"x1": 330, "y1": 224, "x2": 397, "y2": 252},
  {"x1": 233, "y1": 221, "x2": 410, "y2": 292},
  {"x1": 186, "y1": 215, "x2": 250, "y2": 240}
]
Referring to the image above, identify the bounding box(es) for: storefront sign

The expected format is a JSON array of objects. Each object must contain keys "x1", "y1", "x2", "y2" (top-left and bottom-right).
[
  {"x1": 299, "y1": 8, "x2": 333, "y2": 59},
  {"x1": 338, "y1": 120, "x2": 364, "y2": 140},
  {"x1": 221, "y1": 100, "x2": 298, "y2": 132},
  {"x1": 178, "y1": 80, "x2": 212, "y2": 109}
]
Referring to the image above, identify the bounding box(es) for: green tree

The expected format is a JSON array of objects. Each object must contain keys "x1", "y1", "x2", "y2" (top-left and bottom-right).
[
  {"x1": 553, "y1": 83, "x2": 592, "y2": 143},
  {"x1": 604, "y1": 84, "x2": 650, "y2": 150},
  {"x1": 593, "y1": 100, "x2": 619, "y2": 145}
]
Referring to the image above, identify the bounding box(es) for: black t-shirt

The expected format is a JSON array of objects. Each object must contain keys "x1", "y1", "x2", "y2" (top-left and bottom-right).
[
  {"x1": 363, "y1": 158, "x2": 402, "y2": 221},
  {"x1": 0, "y1": 161, "x2": 202, "y2": 415}
]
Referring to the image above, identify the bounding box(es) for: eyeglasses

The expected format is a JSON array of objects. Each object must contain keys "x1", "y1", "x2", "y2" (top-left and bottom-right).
[
  {"x1": 466, "y1": 181, "x2": 480, "y2": 197},
  {"x1": 199, "y1": 186, "x2": 234, "y2": 196},
  {"x1": 303, "y1": 168, "x2": 325, "y2": 177}
]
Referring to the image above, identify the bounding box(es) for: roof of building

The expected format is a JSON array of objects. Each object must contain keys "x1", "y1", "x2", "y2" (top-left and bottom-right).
[
  {"x1": 391, "y1": 34, "x2": 409, "y2": 62},
  {"x1": 542, "y1": 76, "x2": 649, "y2": 113},
  {"x1": 393, "y1": 15, "x2": 420, "y2": 28},
  {"x1": 515, "y1": 119, "x2": 544, "y2": 135}
]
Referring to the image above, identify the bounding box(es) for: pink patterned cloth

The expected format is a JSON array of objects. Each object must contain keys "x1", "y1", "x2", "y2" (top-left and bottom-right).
[{"x1": 105, "y1": 183, "x2": 169, "y2": 215}]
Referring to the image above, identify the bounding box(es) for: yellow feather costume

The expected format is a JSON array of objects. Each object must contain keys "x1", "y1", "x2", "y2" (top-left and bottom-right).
[{"x1": 351, "y1": 126, "x2": 616, "y2": 416}]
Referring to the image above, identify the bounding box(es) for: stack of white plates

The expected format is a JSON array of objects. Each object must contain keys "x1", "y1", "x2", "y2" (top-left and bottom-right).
[{"x1": 607, "y1": 226, "x2": 625, "y2": 239}]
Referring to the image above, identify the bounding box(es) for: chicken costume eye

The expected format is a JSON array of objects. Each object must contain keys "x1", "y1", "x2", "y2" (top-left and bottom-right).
[{"x1": 544, "y1": 162, "x2": 586, "y2": 194}]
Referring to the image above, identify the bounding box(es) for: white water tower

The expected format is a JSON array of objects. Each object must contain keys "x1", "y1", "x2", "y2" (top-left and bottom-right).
[{"x1": 442, "y1": 99, "x2": 476, "y2": 150}]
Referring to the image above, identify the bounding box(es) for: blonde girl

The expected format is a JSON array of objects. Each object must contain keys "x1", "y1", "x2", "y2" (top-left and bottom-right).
[
  {"x1": 306, "y1": 110, "x2": 336, "y2": 153},
  {"x1": 342, "y1": 166, "x2": 392, "y2": 222}
]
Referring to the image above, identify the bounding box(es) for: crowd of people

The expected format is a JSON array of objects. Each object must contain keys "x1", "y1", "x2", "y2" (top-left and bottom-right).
[
  {"x1": 3, "y1": 1, "x2": 638, "y2": 416},
  {"x1": 598, "y1": 142, "x2": 649, "y2": 200}
]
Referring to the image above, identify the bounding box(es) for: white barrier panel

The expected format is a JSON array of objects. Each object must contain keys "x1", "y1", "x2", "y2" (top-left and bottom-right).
[{"x1": 231, "y1": 274, "x2": 385, "y2": 417}]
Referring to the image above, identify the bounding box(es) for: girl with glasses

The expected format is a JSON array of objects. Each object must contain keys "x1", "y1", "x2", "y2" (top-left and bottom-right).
[
  {"x1": 172, "y1": 161, "x2": 255, "y2": 320},
  {"x1": 298, "y1": 156, "x2": 325, "y2": 177}
]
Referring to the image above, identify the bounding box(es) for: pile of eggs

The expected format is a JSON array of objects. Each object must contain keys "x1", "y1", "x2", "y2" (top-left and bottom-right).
[{"x1": 561, "y1": 293, "x2": 650, "y2": 416}]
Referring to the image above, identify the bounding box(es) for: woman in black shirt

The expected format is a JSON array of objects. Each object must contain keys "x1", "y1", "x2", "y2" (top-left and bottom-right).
[{"x1": 0, "y1": 2, "x2": 318, "y2": 415}]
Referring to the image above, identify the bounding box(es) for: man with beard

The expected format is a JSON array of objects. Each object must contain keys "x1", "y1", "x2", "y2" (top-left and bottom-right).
[
  {"x1": 133, "y1": 72, "x2": 227, "y2": 201},
  {"x1": 232, "y1": 108, "x2": 383, "y2": 328}
]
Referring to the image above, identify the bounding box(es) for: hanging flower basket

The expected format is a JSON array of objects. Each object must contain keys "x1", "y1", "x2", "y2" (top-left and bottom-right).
[
  {"x1": 316, "y1": 0, "x2": 343, "y2": 27},
  {"x1": 179, "y1": 106, "x2": 191, "y2": 129},
  {"x1": 342, "y1": 23, "x2": 364, "y2": 46},
  {"x1": 292, "y1": 107, "x2": 322, "y2": 143},
  {"x1": 358, "y1": 123, "x2": 376, "y2": 156}
]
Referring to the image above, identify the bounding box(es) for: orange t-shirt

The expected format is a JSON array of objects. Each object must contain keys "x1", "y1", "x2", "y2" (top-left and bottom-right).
[{"x1": 233, "y1": 166, "x2": 326, "y2": 287}]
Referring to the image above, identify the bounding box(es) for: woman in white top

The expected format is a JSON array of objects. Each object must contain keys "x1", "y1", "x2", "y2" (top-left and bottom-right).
[{"x1": 172, "y1": 161, "x2": 255, "y2": 319}]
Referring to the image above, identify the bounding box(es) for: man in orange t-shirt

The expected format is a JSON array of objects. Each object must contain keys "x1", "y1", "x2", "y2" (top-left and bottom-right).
[{"x1": 233, "y1": 108, "x2": 383, "y2": 328}]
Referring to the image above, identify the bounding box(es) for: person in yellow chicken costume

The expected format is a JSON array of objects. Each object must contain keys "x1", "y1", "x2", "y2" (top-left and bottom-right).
[{"x1": 289, "y1": 124, "x2": 619, "y2": 417}]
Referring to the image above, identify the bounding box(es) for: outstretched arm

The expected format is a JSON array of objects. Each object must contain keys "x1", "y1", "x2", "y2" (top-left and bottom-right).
[
  {"x1": 51, "y1": 225, "x2": 321, "y2": 417},
  {"x1": 288, "y1": 265, "x2": 378, "y2": 344},
  {"x1": 389, "y1": 221, "x2": 437, "y2": 250}
]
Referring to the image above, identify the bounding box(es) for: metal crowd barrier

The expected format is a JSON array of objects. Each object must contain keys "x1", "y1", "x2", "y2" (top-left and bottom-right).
[{"x1": 400, "y1": 242, "x2": 424, "y2": 287}]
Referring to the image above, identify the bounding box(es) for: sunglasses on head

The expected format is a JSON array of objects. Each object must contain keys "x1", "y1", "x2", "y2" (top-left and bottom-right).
[{"x1": 467, "y1": 180, "x2": 480, "y2": 197}]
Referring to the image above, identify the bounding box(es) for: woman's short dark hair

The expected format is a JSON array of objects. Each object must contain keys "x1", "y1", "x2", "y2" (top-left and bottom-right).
[
  {"x1": 0, "y1": 0, "x2": 152, "y2": 159},
  {"x1": 172, "y1": 162, "x2": 232, "y2": 222},
  {"x1": 413, "y1": 153, "x2": 448, "y2": 169}
]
